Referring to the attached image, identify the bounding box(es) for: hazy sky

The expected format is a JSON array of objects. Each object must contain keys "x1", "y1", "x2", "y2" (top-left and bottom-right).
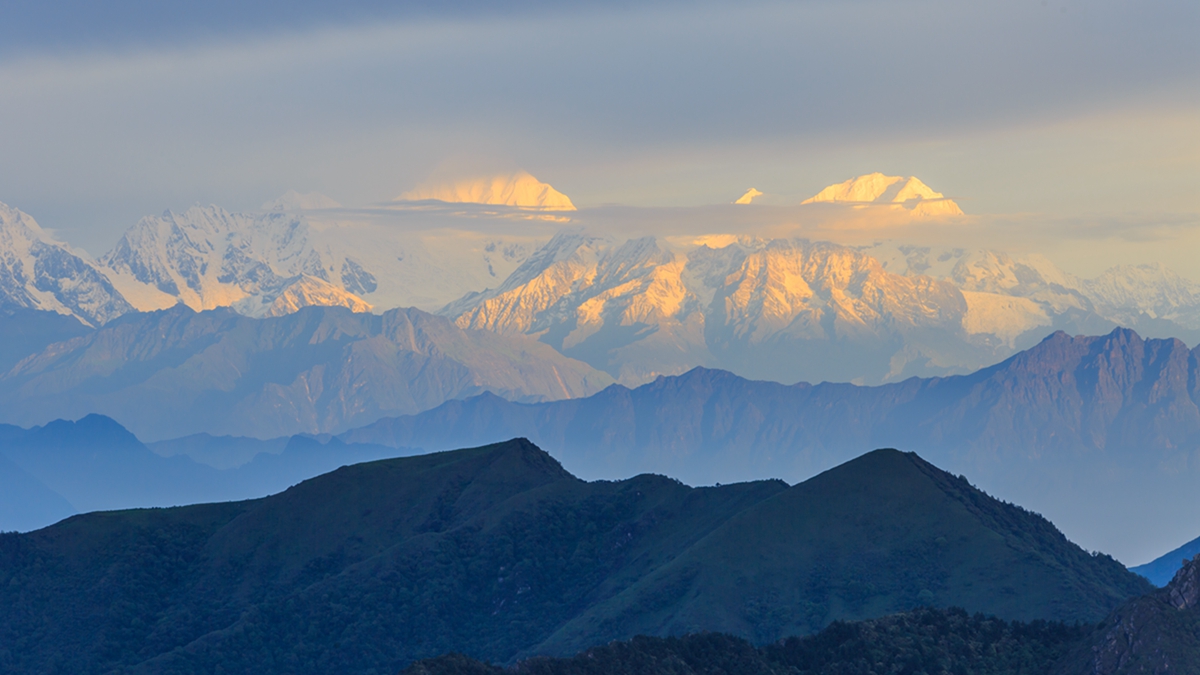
[{"x1": 0, "y1": 0, "x2": 1196, "y2": 266}]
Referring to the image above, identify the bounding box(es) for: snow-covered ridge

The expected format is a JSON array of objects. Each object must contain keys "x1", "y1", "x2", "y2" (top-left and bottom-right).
[
  {"x1": 0, "y1": 201, "x2": 132, "y2": 326},
  {"x1": 398, "y1": 171, "x2": 576, "y2": 211},
  {"x1": 2, "y1": 189, "x2": 1198, "y2": 374},
  {"x1": 803, "y1": 173, "x2": 964, "y2": 216},
  {"x1": 96, "y1": 201, "x2": 541, "y2": 318}
]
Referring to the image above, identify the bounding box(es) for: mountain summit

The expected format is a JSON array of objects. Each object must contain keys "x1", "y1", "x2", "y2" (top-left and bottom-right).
[
  {"x1": 803, "y1": 173, "x2": 964, "y2": 216},
  {"x1": 0, "y1": 441, "x2": 1148, "y2": 673},
  {"x1": 399, "y1": 171, "x2": 577, "y2": 211}
]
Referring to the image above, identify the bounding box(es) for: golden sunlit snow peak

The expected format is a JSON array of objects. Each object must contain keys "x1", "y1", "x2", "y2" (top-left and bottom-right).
[
  {"x1": 802, "y1": 173, "x2": 963, "y2": 216},
  {"x1": 399, "y1": 171, "x2": 576, "y2": 211},
  {"x1": 734, "y1": 188, "x2": 763, "y2": 205}
]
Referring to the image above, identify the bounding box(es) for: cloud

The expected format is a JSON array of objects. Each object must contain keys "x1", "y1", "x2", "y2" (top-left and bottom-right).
[{"x1": 0, "y1": 0, "x2": 1194, "y2": 255}]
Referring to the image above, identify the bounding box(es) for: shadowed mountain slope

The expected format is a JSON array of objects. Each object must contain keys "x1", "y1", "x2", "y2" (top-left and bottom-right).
[
  {"x1": 0, "y1": 308, "x2": 91, "y2": 374},
  {"x1": 407, "y1": 608, "x2": 1087, "y2": 675},
  {"x1": 0, "y1": 440, "x2": 1148, "y2": 674},
  {"x1": 0, "y1": 304, "x2": 612, "y2": 440},
  {"x1": 339, "y1": 328, "x2": 1200, "y2": 563},
  {"x1": 0, "y1": 448, "x2": 75, "y2": 532},
  {"x1": 1054, "y1": 555, "x2": 1200, "y2": 675}
]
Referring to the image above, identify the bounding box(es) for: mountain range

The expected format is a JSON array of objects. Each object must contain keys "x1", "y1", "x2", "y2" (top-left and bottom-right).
[
  {"x1": 3, "y1": 174, "x2": 1200, "y2": 388},
  {"x1": 3, "y1": 322, "x2": 1198, "y2": 563},
  {"x1": 0, "y1": 305, "x2": 611, "y2": 440},
  {"x1": 0, "y1": 439, "x2": 1150, "y2": 674},
  {"x1": 0, "y1": 413, "x2": 415, "y2": 530},
  {"x1": 336, "y1": 327, "x2": 1200, "y2": 564},
  {"x1": 442, "y1": 230, "x2": 1200, "y2": 385}
]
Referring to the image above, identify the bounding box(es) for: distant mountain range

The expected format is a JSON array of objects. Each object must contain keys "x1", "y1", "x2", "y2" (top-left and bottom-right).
[
  {"x1": 442, "y1": 231, "x2": 1200, "y2": 385},
  {"x1": 1132, "y1": 535, "x2": 1200, "y2": 587},
  {"x1": 3, "y1": 323, "x2": 1198, "y2": 563},
  {"x1": 3, "y1": 179, "x2": 1200, "y2": 386},
  {"x1": 0, "y1": 413, "x2": 414, "y2": 529},
  {"x1": 337, "y1": 327, "x2": 1200, "y2": 564},
  {"x1": 0, "y1": 439, "x2": 1150, "y2": 674},
  {"x1": 0, "y1": 305, "x2": 611, "y2": 440}
]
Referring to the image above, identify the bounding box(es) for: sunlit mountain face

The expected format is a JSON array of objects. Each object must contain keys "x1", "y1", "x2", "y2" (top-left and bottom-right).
[{"x1": 2, "y1": 171, "x2": 1195, "y2": 388}]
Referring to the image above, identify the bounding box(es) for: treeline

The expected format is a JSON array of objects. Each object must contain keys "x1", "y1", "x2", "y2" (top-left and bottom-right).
[{"x1": 406, "y1": 607, "x2": 1088, "y2": 675}]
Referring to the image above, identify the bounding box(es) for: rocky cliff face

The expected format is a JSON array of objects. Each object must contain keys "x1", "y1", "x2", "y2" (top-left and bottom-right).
[
  {"x1": 1055, "y1": 555, "x2": 1200, "y2": 675},
  {"x1": 1167, "y1": 555, "x2": 1200, "y2": 611}
]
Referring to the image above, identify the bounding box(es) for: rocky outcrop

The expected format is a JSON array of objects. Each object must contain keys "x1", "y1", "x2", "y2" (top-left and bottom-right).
[
  {"x1": 1055, "y1": 555, "x2": 1200, "y2": 675},
  {"x1": 1167, "y1": 555, "x2": 1200, "y2": 610}
]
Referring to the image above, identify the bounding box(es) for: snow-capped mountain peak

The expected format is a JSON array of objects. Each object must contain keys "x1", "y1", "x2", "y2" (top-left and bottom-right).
[
  {"x1": 398, "y1": 171, "x2": 576, "y2": 211},
  {"x1": 0, "y1": 201, "x2": 132, "y2": 326},
  {"x1": 802, "y1": 173, "x2": 964, "y2": 216}
]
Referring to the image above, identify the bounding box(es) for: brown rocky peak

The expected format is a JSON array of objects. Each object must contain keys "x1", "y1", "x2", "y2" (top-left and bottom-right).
[{"x1": 1167, "y1": 554, "x2": 1200, "y2": 610}]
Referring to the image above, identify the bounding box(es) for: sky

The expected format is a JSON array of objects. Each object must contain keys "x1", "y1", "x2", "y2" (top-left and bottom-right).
[{"x1": 0, "y1": 0, "x2": 1197, "y2": 272}]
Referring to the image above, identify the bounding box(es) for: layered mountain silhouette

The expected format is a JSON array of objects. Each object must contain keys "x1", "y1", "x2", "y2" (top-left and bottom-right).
[
  {"x1": 340, "y1": 327, "x2": 1200, "y2": 563},
  {"x1": 0, "y1": 414, "x2": 413, "y2": 530},
  {"x1": 3, "y1": 314, "x2": 1195, "y2": 561},
  {"x1": 0, "y1": 305, "x2": 611, "y2": 440},
  {"x1": 0, "y1": 440, "x2": 1150, "y2": 674}
]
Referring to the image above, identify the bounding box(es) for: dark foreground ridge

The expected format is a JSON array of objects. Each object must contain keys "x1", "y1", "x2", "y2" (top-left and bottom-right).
[
  {"x1": 0, "y1": 440, "x2": 1149, "y2": 674},
  {"x1": 406, "y1": 607, "x2": 1088, "y2": 675},
  {"x1": 409, "y1": 555, "x2": 1200, "y2": 675}
]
